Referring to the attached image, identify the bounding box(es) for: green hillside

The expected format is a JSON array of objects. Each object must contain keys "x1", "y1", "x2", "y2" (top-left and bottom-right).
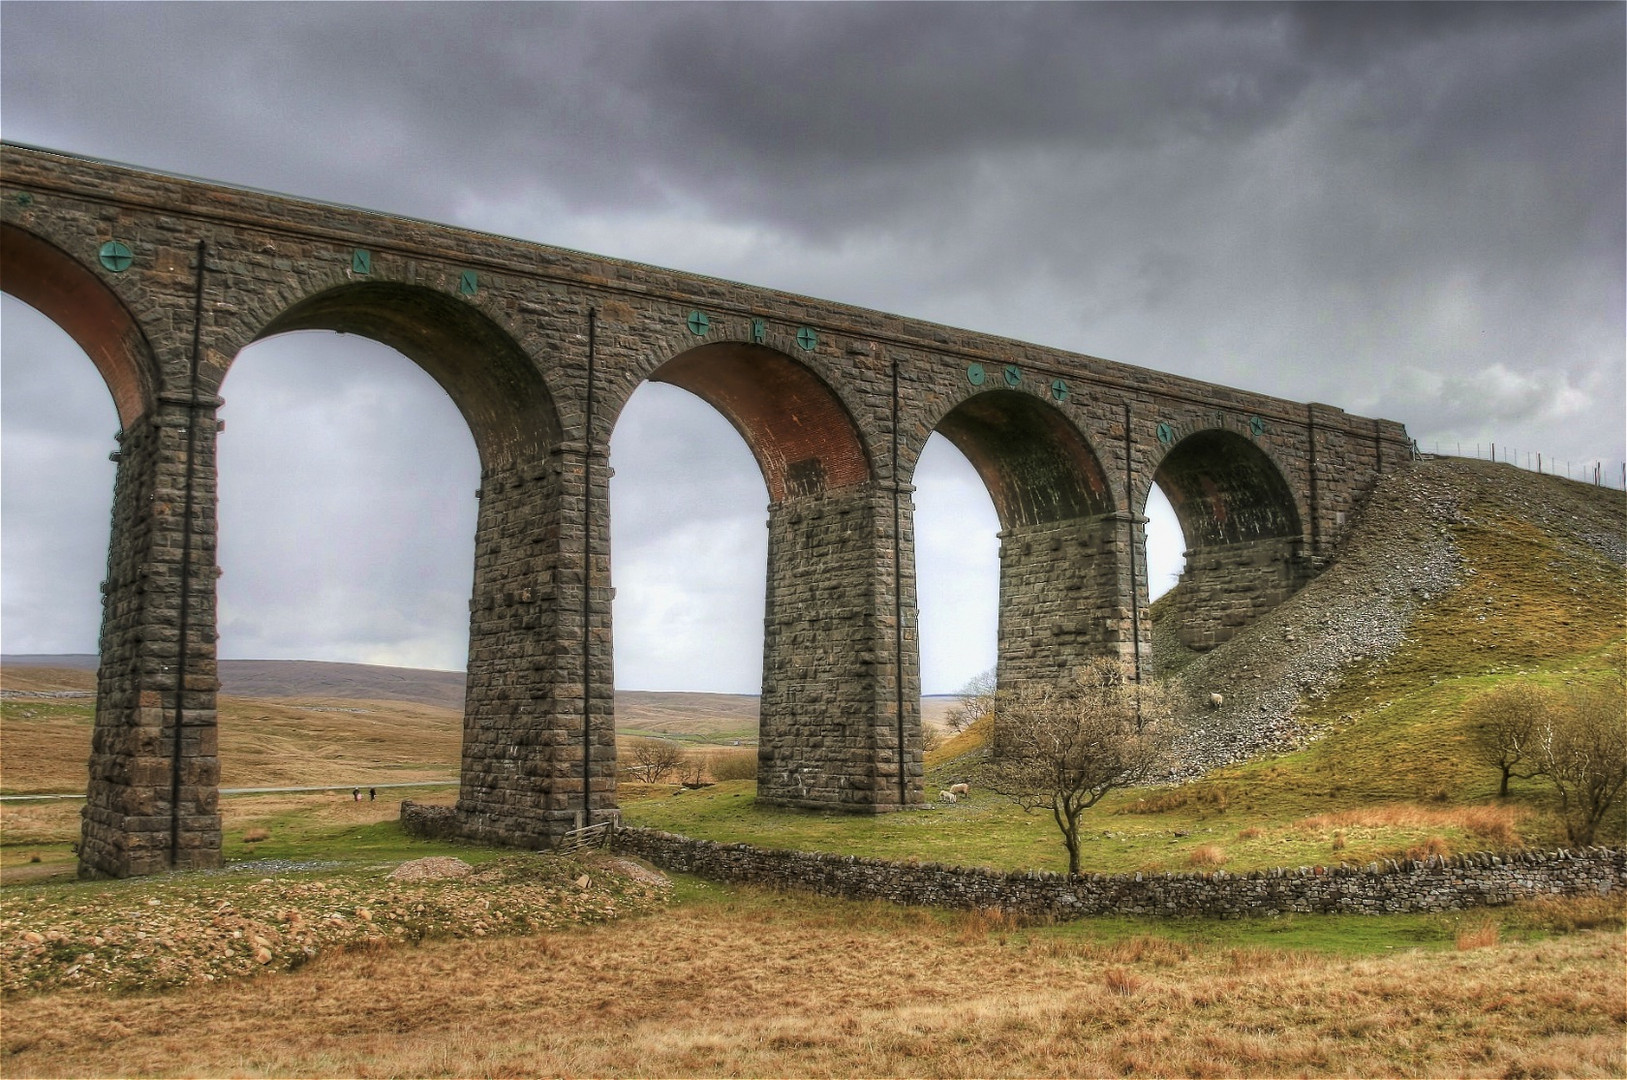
[{"x1": 623, "y1": 460, "x2": 1626, "y2": 870}]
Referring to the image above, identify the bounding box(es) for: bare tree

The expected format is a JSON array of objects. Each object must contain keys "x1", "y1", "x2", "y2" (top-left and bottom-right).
[
  {"x1": 1537, "y1": 675, "x2": 1627, "y2": 846},
  {"x1": 947, "y1": 668, "x2": 997, "y2": 734},
  {"x1": 975, "y1": 658, "x2": 1178, "y2": 875},
  {"x1": 1467, "y1": 682, "x2": 1550, "y2": 798},
  {"x1": 627, "y1": 738, "x2": 685, "y2": 783}
]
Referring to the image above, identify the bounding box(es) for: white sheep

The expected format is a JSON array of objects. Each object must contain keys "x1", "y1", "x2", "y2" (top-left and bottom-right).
[
  {"x1": 939, "y1": 790, "x2": 958, "y2": 803},
  {"x1": 949, "y1": 782, "x2": 970, "y2": 798},
  {"x1": 1208, "y1": 692, "x2": 1224, "y2": 709}
]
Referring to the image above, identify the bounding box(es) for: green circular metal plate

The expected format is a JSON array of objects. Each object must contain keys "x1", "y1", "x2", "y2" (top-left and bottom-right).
[
  {"x1": 1156, "y1": 422, "x2": 1175, "y2": 446},
  {"x1": 1250, "y1": 415, "x2": 1266, "y2": 437},
  {"x1": 687, "y1": 310, "x2": 710, "y2": 336},
  {"x1": 1003, "y1": 364, "x2": 1021, "y2": 388},
  {"x1": 796, "y1": 326, "x2": 818, "y2": 351},
  {"x1": 98, "y1": 241, "x2": 133, "y2": 273},
  {"x1": 966, "y1": 362, "x2": 986, "y2": 386},
  {"x1": 459, "y1": 269, "x2": 479, "y2": 296},
  {"x1": 1051, "y1": 378, "x2": 1068, "y2": 402}
]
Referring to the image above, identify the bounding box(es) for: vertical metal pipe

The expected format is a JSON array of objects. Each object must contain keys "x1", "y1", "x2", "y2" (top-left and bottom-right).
[
  {"x1": 891, "y1": 356, "x2": 907, "y2": 807},
  {"x1": 170, "y1": 239, "x2": 207, "y2": 868},
  {"x1": 581, "y1": 307, "x2": 597, "y2": 825},
  {"x1": 1122, "y1": 403, "x2": 1141, "y2": 686}
]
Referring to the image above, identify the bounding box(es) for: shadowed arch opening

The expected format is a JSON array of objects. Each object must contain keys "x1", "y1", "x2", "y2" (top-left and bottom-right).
[
  {"x1": 648, "y1": 341, "x2": 871, "y2": 500},
  {"x1": 1150, "y1": 429, "x2": 1307, "y2": 652},
  {"x1": 928, "y1": 390, "x2": 1128, "y2": 689},
  {"x1": 254, "y1": 282, "x2": 557, "y2": 469},
  {"x1": 934, "y1": 390, "x2": 1113, "y2": 528},
  {"x1": 0, "y1": 223, "x2": 155, "y2": 426},
  {"x1": 1151, "y1": 429, "x2": 1302, "y2": 549}
]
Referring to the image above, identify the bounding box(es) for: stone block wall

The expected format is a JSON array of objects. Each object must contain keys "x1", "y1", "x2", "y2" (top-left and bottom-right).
[
  {"x1": 81, "y1": 400, "x2": 223, "y2": 878},
  {"x1": 759, "y1": 483, "x2": 922, "y2": 811},
  {"x1": 1173, "y1": 536, "x2": 1310, "y2": 651},
  {"x1": 613, "y1": 827, "x2": 1626, "y2": 918},
  {"x1": 998, "y1": 512, "x2": 1146, "y2": 685}
]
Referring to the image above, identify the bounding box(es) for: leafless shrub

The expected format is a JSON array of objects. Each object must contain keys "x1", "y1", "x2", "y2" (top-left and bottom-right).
[
  {"x1": 1467, "y1": 681, "x2": 1551, "y2": 798},
  {"x1": 975, "y1": 658, "x2": 1181, "y2": 875},
  {"x1": 946, "y1": 668, "x2": 997, "y2": 733},
  {"x1": 1536, "y1": 674, "x2": 1627, "y2": 846},
  {"x1": 627, "y1": 738, "x2": 685, "y2": 783}
]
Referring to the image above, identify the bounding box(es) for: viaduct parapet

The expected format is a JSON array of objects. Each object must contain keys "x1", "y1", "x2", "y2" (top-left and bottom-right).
[{"x1": 0, "y1": 144, "x2": 1412, "y2": 877}]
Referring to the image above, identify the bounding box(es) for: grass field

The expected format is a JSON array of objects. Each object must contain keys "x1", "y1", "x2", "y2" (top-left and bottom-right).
[{"x1": 2, "y1": 839, "x2": 1622, "y2": 1078}]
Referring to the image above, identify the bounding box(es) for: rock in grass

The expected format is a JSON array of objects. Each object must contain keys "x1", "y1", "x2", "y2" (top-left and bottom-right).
[{"x1": 388, "y1": 857, "x2": 472, "y2": 882}]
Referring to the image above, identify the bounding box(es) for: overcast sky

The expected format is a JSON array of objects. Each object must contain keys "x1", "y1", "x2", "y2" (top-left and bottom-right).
[{"x1": 2, "y1": 3, "x2": 1622, "y2": 694}]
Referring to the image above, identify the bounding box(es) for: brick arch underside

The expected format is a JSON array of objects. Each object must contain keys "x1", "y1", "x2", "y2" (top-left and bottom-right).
[
  {"x1": 934, "y1": 390, "x2": 1113, "y2": 528},
  {"x1": 649, "y1": 342, "x2": 871, "y2": 502},
  {"x1": 0, "y1": 223, "x2": 155, "y2": 427},
  {"x1": 1152, "y1": 430, "x2": 1302, "y2": 549},
  {"x1": 253, "y1": 283, "x2": 558, "y2": 470}
]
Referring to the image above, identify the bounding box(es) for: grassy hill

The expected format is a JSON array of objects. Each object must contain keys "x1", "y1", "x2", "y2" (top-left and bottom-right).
[{"x1": 623, "y1": 460, "x2": 1626, "y2": 868}]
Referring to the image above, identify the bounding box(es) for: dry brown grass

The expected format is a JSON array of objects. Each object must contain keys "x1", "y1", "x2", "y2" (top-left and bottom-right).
[
  {"x1": 1456, "y1": 916, "x2": 1500, "y2": 950},
  {"x1": 1188, "y1": 844, "x2": 1228, "y2": 867},
  {"x1": 1, "y1": 890, "x2": 1621, "y2": 1078},
  {"x1": 1297, "y1": 801, "x2": 1527, "y2": 848}
]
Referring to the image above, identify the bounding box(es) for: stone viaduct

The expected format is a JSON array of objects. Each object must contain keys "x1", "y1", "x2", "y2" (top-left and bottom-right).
[{"x1": 0, "y1": 144, "x2": 1412, "y2": 877}]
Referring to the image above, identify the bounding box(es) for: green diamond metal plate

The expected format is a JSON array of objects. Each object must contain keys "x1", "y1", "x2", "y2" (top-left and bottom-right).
[
  {"x1": 98, "y1": 241, "x2": 133, "y2": 273},
  {"x1": 351, "y1": 249, "x2": 371, "y2": 275},
  {"x1": 459, "y1": 270, "x2": 479, "y2": 296},
  {"x1": 687, "y1": 310, "x2": 710, "y2": 335}
]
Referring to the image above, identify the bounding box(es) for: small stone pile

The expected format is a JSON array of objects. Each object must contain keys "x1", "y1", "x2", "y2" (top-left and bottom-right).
[{"x1": 1, "y1": 854, "x2": 669, "y2": 997}]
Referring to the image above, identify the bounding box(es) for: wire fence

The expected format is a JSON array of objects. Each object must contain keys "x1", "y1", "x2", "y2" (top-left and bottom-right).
[{"x1": 1417, "y1": 441, "x2": 1627, "y2": 491}]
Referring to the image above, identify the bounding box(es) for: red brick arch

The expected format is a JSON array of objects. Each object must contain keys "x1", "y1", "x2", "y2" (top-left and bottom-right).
[
  {"x1": 0, "y1": 223, "x2": 156, "y2": 427},
  {"x1": 649, "y1": 341, "x2": 872, "y2": 502}
]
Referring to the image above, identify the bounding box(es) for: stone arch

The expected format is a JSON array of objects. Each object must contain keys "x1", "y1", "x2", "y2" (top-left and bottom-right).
[
  {"x1": 0, "y1": 222, "x2": 157, "y2": 426},
  {"x1": 1148, "y1": 428, "x2": 1309, "y2": 651},
  {"x1": 615, "y1": 336, "x2": 874, "y2": 501},
  {"x1": 236, "y1": 280, "x2": 580, "y2": 848},
  {"x1": 610, "y1": 335, "x2": 907, "y2": 810},
  {"x1": 923, "y1": 389, "x2": 1134, "y2": 687},
  {"x1": 248, "y1": 281, "x2": 559, "y2": 470},
  {"x1": 1148, "y1": 428, "x2": 1304, "y2": 548},
  {"x1": 929, "y1": 389, "x2": 1114, "y2": 528}
]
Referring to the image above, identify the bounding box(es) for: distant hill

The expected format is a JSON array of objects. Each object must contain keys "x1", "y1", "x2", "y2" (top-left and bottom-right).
[{"x1": 2, "y1": 655, "x2": 469, "y2": 710}]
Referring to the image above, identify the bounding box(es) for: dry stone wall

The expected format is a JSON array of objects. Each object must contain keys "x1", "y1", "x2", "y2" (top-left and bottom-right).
[{"x1": 614, "y1": 827, "x2": 1626, "y2": 918}]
